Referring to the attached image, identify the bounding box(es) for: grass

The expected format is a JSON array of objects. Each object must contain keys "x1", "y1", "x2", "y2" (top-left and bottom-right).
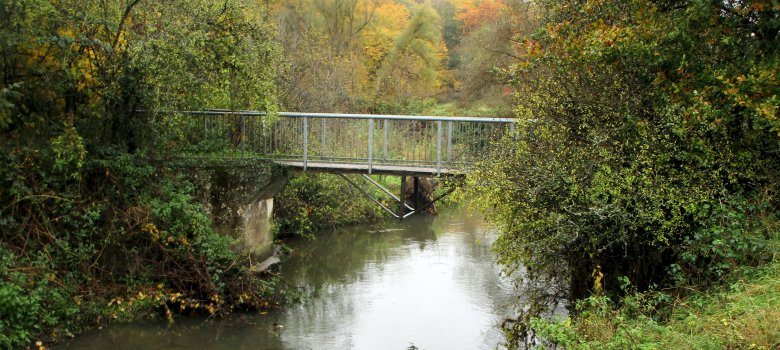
[
  {"x1": 605, "y1": 267, "x2": 776, "y2": 349},
  {"x1": 418, "y1": 101, "x2": 513, "y2": 118},
  {"x1": 534, "y1": 256, "x2": 780, "y2": 350}
]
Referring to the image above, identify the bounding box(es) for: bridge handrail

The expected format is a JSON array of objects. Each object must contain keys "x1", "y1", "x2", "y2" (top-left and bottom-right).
[
  {"x1": 164, "y1": 109, "x2": 518, "y2": 175},
  {"x1": 174, "y1": 110, "x2": 514, "y2": 124}
]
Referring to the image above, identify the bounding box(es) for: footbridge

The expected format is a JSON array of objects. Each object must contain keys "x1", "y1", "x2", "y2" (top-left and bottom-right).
[{"x1": 173, "y1": 110, "x2": 514, "y2": 219}]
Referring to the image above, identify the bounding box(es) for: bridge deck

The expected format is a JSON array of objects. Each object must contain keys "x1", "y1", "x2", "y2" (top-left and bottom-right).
[{"x1": 274, "y1": 160, "x2": 464, "y2": 176}]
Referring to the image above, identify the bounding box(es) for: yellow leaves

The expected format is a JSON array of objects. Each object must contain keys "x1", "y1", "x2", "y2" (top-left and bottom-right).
[
  {"x1": 747, "y1": 2, "x2": 770, "y2": 11},
  {"x1": 141, "y1": 223, "x2": 160, "y2": 241},
  {"x1": 237, "y1": 292, "x2": 250, "y2": 304},
  {"x1": 592, "y1": 265, "x2": 604, "y2": 295},
  {"x1": 54, "y1": 27, "x2": 101, "y2": 93},
  {"x1": 141, "y1": 223, "x2": 158, "y2": 234},
  {"x1": 361, "y1": 0, "x2": 409, "y2": 68},
  {"x1": 454, "y1": 0, "x2": 508, "y2": 34},
  {"x1": 374, "y1": 1, "x2": 409, "y2": 33},
  {"x1": 717, "y1": 70, "x2": 779, "y2": 127},
  {"x1": 36, "y1": 340, "x2": 45, "y2": 350}
]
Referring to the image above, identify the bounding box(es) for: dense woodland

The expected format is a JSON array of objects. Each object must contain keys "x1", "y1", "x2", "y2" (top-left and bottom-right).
[{"x1": 0, "y1": 0, "x2": 778, "y2": 348}]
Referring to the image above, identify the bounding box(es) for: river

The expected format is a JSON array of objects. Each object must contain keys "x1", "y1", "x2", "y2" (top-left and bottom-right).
[{"x1": 61, "y1": 208, "x2": 515, "y2": 349}]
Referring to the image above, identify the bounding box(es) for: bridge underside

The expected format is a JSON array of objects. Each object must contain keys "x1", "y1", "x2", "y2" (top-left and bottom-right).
[{"x1": 270, "y1": 160, "x2": 460, "y2": 219}]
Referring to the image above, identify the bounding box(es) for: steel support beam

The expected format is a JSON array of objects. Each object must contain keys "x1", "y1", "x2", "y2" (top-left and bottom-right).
[
  {"x1": 402, "y1": 187, "x2": 456, "y2": 219},
  {"x1": 360, "y1": 175, "x2": 414, "y2": 211},
  {"x1": 337, "y1": 174, "x2": 399, "y2": 218}
]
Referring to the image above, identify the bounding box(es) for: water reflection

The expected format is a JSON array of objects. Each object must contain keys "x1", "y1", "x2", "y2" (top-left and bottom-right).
[{"x1": 61, "y1": 207, "x2": 513, "y2": 350}]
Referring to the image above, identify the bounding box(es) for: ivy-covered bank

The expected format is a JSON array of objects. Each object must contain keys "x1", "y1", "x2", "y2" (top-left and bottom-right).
[{"x1": 0, "y1": 1, "x2": 282, "y2": 347}]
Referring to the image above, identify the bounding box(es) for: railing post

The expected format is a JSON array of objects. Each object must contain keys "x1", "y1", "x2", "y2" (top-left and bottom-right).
[
  {"x1": 241, "y1": 114, "x2": 246, "y2": 159},
  {"x1": 261, "y1": 116, "x2": 266, "y2": 157},
  {"x1": 321, "y1": 117, "x2": 326, "y2": 160},
  {"x1": 447, "y1": 121, "x2": 453, "y2": 164},
  {"x1": 436, "y1": 120, "x2": 442, "y2": 175},
  {"x1": 303, "y1": 116, "x2": 308, "y2": 171},
  {"x1": 382, "y1": 119, "x2": 388, "y2": 161},
  {"x1": 368, "y1": 118, "x2": 374, "y2": 174}
]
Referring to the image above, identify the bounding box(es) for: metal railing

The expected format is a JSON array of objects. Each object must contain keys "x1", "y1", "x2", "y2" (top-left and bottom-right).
[{"x1": 170, "y1": 110, "x2": 514, "y2": 175}]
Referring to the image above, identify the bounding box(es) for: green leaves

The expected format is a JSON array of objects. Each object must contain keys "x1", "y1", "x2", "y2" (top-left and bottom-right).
[
  {"x1": 51, "y1": 119, "x2": 87, "y2": 180},
  {"x1": 468, "y1": 4, "x2": 780, "y2": 342}
]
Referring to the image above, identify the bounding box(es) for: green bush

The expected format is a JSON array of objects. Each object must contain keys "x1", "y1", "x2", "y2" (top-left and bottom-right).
[
  {"x1": 0, "y1": 248, "x2": 79, "y2": 348},
  {"x1": 467, "y1": 0, "x2": 780, "y2": 345},
  {"x1": 274, "y1": 173, "x2": 386, "y2": 238},
  {"x1": 671, "y1": 196, "x2": 774, "y2": 287}
]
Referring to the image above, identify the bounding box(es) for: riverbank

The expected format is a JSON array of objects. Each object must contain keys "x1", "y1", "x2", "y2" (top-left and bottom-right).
[
  {"x1": 533, "y1": 251, "x2": 780, "y2": 349},
  {"x1": 0, "y1": 156, "x2": 293, "y2": 348}
]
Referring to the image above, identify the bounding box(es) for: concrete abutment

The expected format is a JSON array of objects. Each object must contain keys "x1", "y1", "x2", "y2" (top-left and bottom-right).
[{"x1": 186, "y1": 162, "x2": 289, "y2": 260}]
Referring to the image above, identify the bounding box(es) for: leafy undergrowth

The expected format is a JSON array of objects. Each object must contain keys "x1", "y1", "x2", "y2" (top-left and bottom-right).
[
  {"x1": 533, "y1": 255, "x2": 780, "y2": 349},
  {"x1": 0, "y1": 154, "x2": 291, "y2": 349},
  {"x1": 273, "y1": 173, "x2": 389, "y2": 238}
]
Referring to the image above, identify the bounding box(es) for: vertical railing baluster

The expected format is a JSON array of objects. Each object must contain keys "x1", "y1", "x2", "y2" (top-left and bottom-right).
[
  {"x1": 447, "y1": 121, "x2": 453, "y2": 166},
  {"x1": 321, "y1": 117, "x2": 326, "y2": 160},
  {"x1": 436, "y1": 120, "x2": 442, "y2": 175},
  {"x1": 333, "y1": 119, "x2": 338, "y2": 162},
  {"x1": 240, "y1": 114, "x2": 246, "y2": 159},
  {"x1": 303, "y1": 116, "x2": 308, "y2": 171},
  {"x1": 368, "y1": 118, "x2": 374, "y2": 174},
  {"x1": 383, "y1": 119, "x2": 388, "y2": 162}
]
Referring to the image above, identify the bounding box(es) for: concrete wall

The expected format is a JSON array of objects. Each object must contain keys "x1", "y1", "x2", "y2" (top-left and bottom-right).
[{"x1": 186, "y1": 162, "x2": 288, "y2": 259}]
